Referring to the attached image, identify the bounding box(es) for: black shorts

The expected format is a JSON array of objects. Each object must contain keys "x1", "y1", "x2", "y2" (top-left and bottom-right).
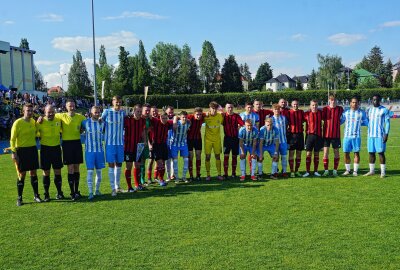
[
  {"x1": 124, "y1": 151, "x2": 142, "y2": 163},
  {"x1": 305, "y1": 134, "x2": 324, "y2": 152},
  {"x1": 224, "y1": 136, "x2": 239, "y2": 155},
  {"x1": 16, "y1": 146, "x2": 39, "y2": 172},
  {"x1": 323, "y1": 138, "x2": 341, "y2": 149},
  {"x1": 151, "y1": 143, "x2": 169, "y2": 161},
  {"x1": 62, "y1": 140, "x2": 83, "y2": 165},
  {"x1": 40, "y1": 145, "x2": 63, "y2": 170},
  {"x1": 188, "y1": 139, "x2": 202, "y2": 151},
  {"x1": 287, "y1": 132, "x2": 304, "y2": 151}
]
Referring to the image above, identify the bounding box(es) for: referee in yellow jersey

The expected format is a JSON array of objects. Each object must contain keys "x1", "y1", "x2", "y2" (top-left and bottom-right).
[
  {"x1": 10, "y1": 103, "x2": 41, "y2": 206},
  {"x1": 36, "y1": 105, "x2": 64, "y2": 201},
  {"x1": 55, "y1": 99, "x2": 86, "y2": 200}
]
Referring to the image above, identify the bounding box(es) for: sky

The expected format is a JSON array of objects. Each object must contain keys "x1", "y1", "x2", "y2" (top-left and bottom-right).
[{"x1": 1, "y1": 0, "x2": 400, "y2": 90}]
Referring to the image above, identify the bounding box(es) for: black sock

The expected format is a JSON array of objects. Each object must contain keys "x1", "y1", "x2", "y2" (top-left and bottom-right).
[
  {"x1": 54, "y1": 175, "x2": 62, "y2": 194},
  {"x1": 68, "y1": 173, "x2": 75, "y2": 195},
  {"x1": 17, "y1": 179, "x2": 25, "y2": 197},
  {"x1": 74, "y1": 172, "x2": 80, "y2": 193},
  {"x1": 43, "y1": 175, "x2": 50, "y2": 194},
  {"x1": 30, "y1": 176, "x2": 39, "y2": 196}
]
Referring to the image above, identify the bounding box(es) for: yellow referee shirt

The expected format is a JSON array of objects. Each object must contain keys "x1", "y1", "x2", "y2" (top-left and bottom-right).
[
  {"x1": 204, "y1": 113, "x2": 223, "y2": 142},
  {"x1": 55, "y1": 113, "x2": 86, "y2": 140},
  {"x1": 36, "y1": 118, "x2": 62, "y2": 146},
  {"x1": 10, "y1": 118, "x2": 37, "y2": 152}
]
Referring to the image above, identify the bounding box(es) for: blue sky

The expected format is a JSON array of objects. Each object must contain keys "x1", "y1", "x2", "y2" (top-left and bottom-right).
[{"x1": 1, "y1": 0, "x2": 399, "y2": 89}]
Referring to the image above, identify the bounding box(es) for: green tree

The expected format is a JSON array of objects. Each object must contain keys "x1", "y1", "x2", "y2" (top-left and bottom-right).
[
  {"x1": 240, "y1": 63, "x2": 253, "y2": 91},
  {"x1": 356, "y1": 77, "x2": 380, "y2": 89},
  {"x1": 316, "y1": 54, "x2": 343, "y2": 90},
  {"x1": 394, "y1": 71, "x2": 400, "y2": 88},
  {"x1": 221, "y1": 55, "x2": 243, "y2": 93},
  {"x1": 68, "y1": 50, "x2": 92, "y2": 96},
  {"x1": 295, "y1": 78, "x2": 303, "y2": 90},
  {"x1": 349, "y1": 71, "x2": 359, "y2": 89},
  {"x1": 381, "y1": 59, "x2": 393, "y2": 88},
  {"x1": 308, "y1": 69, "x2": 318, "y2": 89},
  {"x1": 177, "y1": 44, "x2": 201, "y2": 94},
  {"x1": 34, "y1": 65, "x2": 46, "y2": 91},
  {"x1": 95, "y1": 45, "x2": 114, "y2": 99},
  {"x1": 367, "y1": 46, "x2": 384, "y2": 73},
  {"x1": 20, "y1": 38, "x2": 29, "y2": 49},
  {"x1": 199, "y1": 40, "x2": 220, "y2": 92},
  {"x1": 149, "y1": 42, "x2": 181, "y2": 94},
  {"x1": 254, "y1": 61, "x2": 273, "y2": 90},
  {"x1": 132, "y1": 40, "x2": 152, "y2": 95},
  {"x1": 113, "y1": 46, "x2": 133, "y2": 96}
]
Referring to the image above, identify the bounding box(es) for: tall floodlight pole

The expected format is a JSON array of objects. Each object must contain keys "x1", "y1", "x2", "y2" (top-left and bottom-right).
[{"x1": 91, "y1": 0, "x2": 98, "y2": 105}]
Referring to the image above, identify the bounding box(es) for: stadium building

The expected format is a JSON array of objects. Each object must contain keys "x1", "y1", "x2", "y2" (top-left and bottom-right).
[{"x1": 0, "y1": 40, "x2": 36, "y2": 92}]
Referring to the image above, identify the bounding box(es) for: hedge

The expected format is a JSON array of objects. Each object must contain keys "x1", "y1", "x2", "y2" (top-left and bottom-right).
[{"x1": 123, "y1": 88, "x2": 400, "y2": 108}]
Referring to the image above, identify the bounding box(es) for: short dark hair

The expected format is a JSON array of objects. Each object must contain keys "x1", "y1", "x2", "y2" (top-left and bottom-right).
[
  {"x1": 245, "y1": 102, "x2": 253, "y2": 107},
  {"x1": 373, "y1": 94, "x2": 381, "y2": 100},
  {"x1": 209, "y1": 101, "x2": 219, "y2": 109},
  {"x1": 66, "y1": 99, "x2": 75, "y2": 104},
  {"x1": 194, "y1": 107, "x2": 203, "y2": 113},
  {"x1": 143, "y1": 103, "x2": 151, "y2": 108},
  {"x1": 179, "y1": 111, "x2": 188, "y2": 116}
]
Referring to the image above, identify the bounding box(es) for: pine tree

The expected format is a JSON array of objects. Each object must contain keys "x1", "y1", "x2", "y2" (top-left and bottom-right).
[
  {"x1": 394, "y1": 71, "x2": 400, "y2": 88},
  {"x1": 309, "y1": 69, "x2": 318, "y2": 89},
  {"x1": 221, "y1": 55, "x2": 243, "y2": 93},
  {"x1": 199, "y1": 41, "x2": 220, "y2": 92},
  {"x1": 177, "y1": 44, "x2": 201, "y2": 94},
  {"x1": 34, "y1": 65, "x2": 46, "y2": 91},
  {"x1": 133, "y1": 40, "x2": 151, "y2": 94},
  {"x1": 254, "y1": 62, "x2": 273, "y2": 90},
  {"x1": 96, "y1": 45, "x2": 113, "y2": 99},
  {"x1": 382, "y1": 59, "x2": 393, "y2": 88},
  {"x1": 20, "y1": 38, "x2": 29, "y2": 49},
  {"x1": 68, "y1": 50, "x2": 92, "y2": 96},
  {"x1": 114, "y1": 46, "x2": 133, "y2": 96}
]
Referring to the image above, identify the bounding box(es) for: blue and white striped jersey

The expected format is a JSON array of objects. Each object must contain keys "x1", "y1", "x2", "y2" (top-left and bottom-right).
[
  {"x1": 341, "y1": 109, "x2": 368, "y2": 138},
  {"x1": 101, "y1": 108, "x2": 125, "y2": 146},
  {"x1": 367, "y1": 106, "x2": 390, "y2": 138},
  {"x1": 240, "y1": 112, "x2": 260, "y2": 128},
  {"x1": 238, "y1": 126, "x2": 259, "y2": 146},
  {"x1": 170, "y1": 120, "x2": 190, "y2": 147},
  {"x1": 82, "y1": 119, "x2": 104, "y2": 153},
  {"x1": 259, "y1": 126, "x2": 279, "y2": 146},
  {"x1": 272, "y1": 115, "x2": 287, "y2": 144}
]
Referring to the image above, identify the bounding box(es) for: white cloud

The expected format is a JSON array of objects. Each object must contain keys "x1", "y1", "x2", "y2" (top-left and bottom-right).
[
  {"x1": 38, "y1": 13, "x2": 64, "y2": 22},
  {"x1": 51, "y1": 31, "x2": 139, "y2": 54},
  {"x1": 328, "y1": 33, "x2": 366, "y2": 46},
  {"x1": 44, "y1": 63, "x2": 72, "y2": 90},
  {"x1": 291, "y1": 33, "x2": 307, "y2": 41},
  {"x1": 103, "y1": 11, "x2": 167, "y2": 20},
  {"x1": 380, "y1": 20, "x2": 400, "y2": 28},
  {"x1": 36, "y1": 60, "x2": 63, "y2": 66},
  {"x1": 3, "y1": 20, "x2": 14, "y2": 25}
]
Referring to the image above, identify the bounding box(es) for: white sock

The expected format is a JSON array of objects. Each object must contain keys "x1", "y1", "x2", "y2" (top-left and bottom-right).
[
  {"x1": 281, "y1": 155, "x2": 287, "y2": 173},
  {"x1": 87, "y1": 170, "x2": 94, "y2": 194},
  {"x1": 108, "y1": 168, "x2": 115, "y2": 190},
  {"x1": 170, "y1": 159, "x2": 175, "y2": 177},
  {"x1": 173, "y1": 159, "x2": 179, "y2": 179},
  {"x1": 353, "y1": 163, "x2": 359, "y2": 173},
  {"x1": 380, "y1": 164, "x2": 386, "y2": 175},
  {"x1": 115, "y1": 166, "x2": 121, "y2": 189},
  {"x1": 95, "y1": 169, "x2": 102, "y2": 192},
  {"x1": 240, "y1": 159, "x2": 246, "y2": 176},
  {"x1": 369, "y1": 163, "x2": 375, "y2": 173},
  {"x1": 345, "y1": 164, "x2": 351, "y2": 171},
  {"x1": 251, "y1": 158, "x2": 257, "y2": 176},
  {"x1": 272, "y1": 161, "x2": 278, "y2": 174},
  {"x1": 257, "y1": 162, "x2": 263, "y2": 175},
  {"x1": 183, "y1": 158, "x2": 189, "y2": 179},
  {"x1": 166, "y1": 158, "x2": 172, "y2": 178}
]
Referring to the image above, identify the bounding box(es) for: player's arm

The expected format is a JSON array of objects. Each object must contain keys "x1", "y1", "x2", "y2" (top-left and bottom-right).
[
  {"x1": 258, "y1": 130, "x2": 264, "y2": 161},
  {"x1": 172, "y1": 115, "x2": 178, "y2": 130},
  {"x1": 340, "y1": 113, "x2": 346, "y2": 125},
  {"x1": 251, "y1": 130, "x2": 258, "y2": 157},
  {"x1": 10, "y1": 121, "x2": 18, "y2": 154},
  {"x1": 239, "y1": 138, "x2": 245, "y2": 159},
  {"x1": 361, "y1": 111, "x2": 368, "y2": 126},
  {"x1": 383, "y1": 109, "x2": 391, "y2": 142}
]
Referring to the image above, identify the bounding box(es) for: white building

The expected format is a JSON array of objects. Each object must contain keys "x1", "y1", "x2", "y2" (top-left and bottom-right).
[{"x1": 266, "y1": 74, "x2": 296, "y2": 92}]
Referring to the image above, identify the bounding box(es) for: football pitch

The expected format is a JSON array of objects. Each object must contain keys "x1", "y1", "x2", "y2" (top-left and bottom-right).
[{"x1": 1, "y1": 121, "x2": 400, "y2": 269}]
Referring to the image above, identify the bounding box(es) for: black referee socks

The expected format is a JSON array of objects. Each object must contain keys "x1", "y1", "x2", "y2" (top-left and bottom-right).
[
  {"x1": 30, "y1": 176, "x2": 39, "y2": 196},
  {"x1": 43, "y1": 175, "x2": 50, "y2": 194}
]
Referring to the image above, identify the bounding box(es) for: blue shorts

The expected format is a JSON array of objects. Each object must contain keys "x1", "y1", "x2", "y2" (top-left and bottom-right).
[
  {"x1": 105, "y1": 145, "x2": 124, "y2": 163},
  {"x1": 367, "y1": 137, "x2": 386, "y2": 153},
  {"x1": 279, "y1": 142, "x2": 288, "y2": 156},
  {"x1": 85, "y1": 151, "x2": 105, "y2": 170},
  {"x1": 256, "y1": 144, "x2": 275, "y2": 157},
  {"x1": 170, "y1": 145, "x2": 189, "y2": 158},
  {"x1": 239, "y1": 145, "x2": 254, "y2": 156},
  {"x1": 343, "y1": 137, "x2": 361, "y2": 153}
]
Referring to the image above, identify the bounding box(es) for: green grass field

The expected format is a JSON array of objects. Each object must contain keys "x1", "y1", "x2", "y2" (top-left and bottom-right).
[{"x1": 1, "y1": 121, "x2": 400, "y2": 269}]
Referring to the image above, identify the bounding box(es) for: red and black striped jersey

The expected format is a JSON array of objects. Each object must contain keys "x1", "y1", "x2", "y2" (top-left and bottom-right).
[
  {"x1": 124, "y1": 116, "x2": 146, "y2": 152},
  {"x1": 150, "y1": 117, "x2": 173, "y2": 144},
  {"x1": 253, "y1": 109, "x2": 273, "y2": 128},
  {"x1": 287, "y1": 109, "x2": 305, "y2": 133},
  {"x1": 304, "y1": 110, "x2": 323, "y2": 136},
  {"x1": 187, "y1": 114, "x2": 204, "y2": 140},
  {"x1": 223, "y1": 113, "x2": 245, "y2": 137},
  {"x1": 280, "y1": 107, "x2": 290, "y2": 119},
  {"x1": 322, "y1": 106, "x2": 343, "y2": 139}
]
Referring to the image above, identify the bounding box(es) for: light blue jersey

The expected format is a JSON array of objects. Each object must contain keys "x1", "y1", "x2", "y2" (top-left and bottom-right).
[
  {"x1": 101, "y1": 108, "x2": 125, "y2": 146},
  {"x1": 272, "y1": 115, "x2": 287, "y2": 144},
  {"x1": 82, "y1": 119, "x2": 104, "y2": 153},
  {"x1": 259, "y1": 126, "x2": 279, "y2": 146},
  {"x1": 341, "y1": 109, "x2": 368, "y2": 138},
  {"x1": 240, "y1": 112, "x2": 259, "y2": 128},
  {"x1": 367, "y1": 106, "x2": 390, "y2": 138},
  {"x1": 171, "y1": 120, "x2": 190, "y2": 147},
  {"x1": 238, "y1": 126, "x2": 259, "y2": 146}
]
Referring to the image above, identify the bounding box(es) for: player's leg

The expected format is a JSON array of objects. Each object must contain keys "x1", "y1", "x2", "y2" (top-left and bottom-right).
[
  {"x1": 332, "y1": 147, "x2": 340, "y2": 176},
  {"x1": 106, "y1": 145, "x2": 116, "y2": 192},
  {"x1": 239, "y1": 146, "x2": 247, "y2": 181},
  {"x1": 171, "y1": 146, "x2": 180, "y2": 182},
  {"x1": 304, "y1": 151, "x2": 312, "y2": 177},
  {"x1": 342, "y1": 138, "x2": 352, "y2": 175},
  {"x1": 204, "y1": 140, "x2": 212, "y2": 180},
  {"x1": 125, "y1": 157, "x2": 134, "y2": 192},
  {"x1": 352, "y1": 138, "x2": 361, "y2": 176},
  {"x1": 133, "y1": 161, "x2": 142, "y2": 189},
  {"x1": 231, "y1": 137, "x2": 239, "y2": 178},
  {"x1": 94, "y1": 152, "x2": 105, "y2": 195},
  {"x1": 85, "y1": 152, "x2": 95, "y2": 199},
  {"x1": 223, "y1": 137, "x2": 230, "y2": 178},
  {"x1": 280, "y1": 143, "x2": 288, "y2": 176},
  {"x1": 52, "y1": 145, "x2": 64, "y2": 199},
  {"x1": 214, "y1": 140, "x2": 223, "y2": 179},
  {"x1": 181, "y1": 146, "x2": 189, "y2": 182},
  {"x1": 42, "y1": 169, "x2": 51, "y2": 202},
  {"x1": 188, "y1": 139, "x2": 194, "y2": 180},
  {"x1": 40, "y1": 146, "x2": 51, "y2": 201},
  {"x1": 73, "y1": 163, "x2": 81, "y2": 198},
  {"x1": 322, "y1": 139, "x2": 330, "y2": 176},
  {"x1": 365, "y1": 137, "x2": 376, "y2": 176},
  {"x1": 378, "y1": 152, "x2": 386, "y2": 177},
  {"x1": 313, "y1": 150, "x2": 321, "y2": 176},
  {"x1": 295, "y1": 134, "x2": 304, "y2": 176},
  {"x1": 195, "y1": 149, "x2": 202, "y2": 180}
]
